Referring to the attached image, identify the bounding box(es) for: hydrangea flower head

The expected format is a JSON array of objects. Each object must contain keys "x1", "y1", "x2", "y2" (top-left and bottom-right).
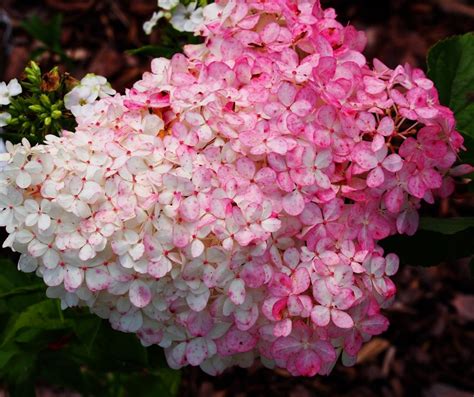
[{"x1": 0, "y1": 0, "x2": 469, "y2": 377}]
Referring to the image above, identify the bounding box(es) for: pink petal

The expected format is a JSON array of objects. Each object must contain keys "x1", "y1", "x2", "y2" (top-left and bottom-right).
[
  {"x1": 416, "y1": 107, "x2": 438, "y2": 119},
  {"x1": 407, "y1": 175, "x2": 426, "y2": 198},
  {"x1": 331, "y1": 309, "x2": 354, "y2": 328},
  {"x1": 294, "y1": 349, "x2": 321, "y2": 377},
  {"x1": 354, "y1": 149, "x2": 378, "y2": 170},
  {"x1": 371, "y1": 134, "x2": 386, "y2": 152},
  {"x1": 261, "y1": 217, "x2": 282, "y2": 233},
  {"x1": 254, "y1": 167, "x2": 277, "y2": 185},
  {"x1": 129, "y1": 279, "x2": 152, "y2": 308},
  {"x1": 224, "y1": 328, "x2": 257, "y2": 354},
  {"x1": 312, "y1": 280, "x2": 332, "y2": 306},
  {"x1": 236, "y1": 157, "x2": 256, "y2": 180},
  {"x1": 261, "y1": 22, "x2": 280, "y2": 44},
  {"x1": 290, "y1": 100, "x2": 312, "y2": 117},
  {"x1": 282, "y1": 190, "x2": 305, "y2": 216},
  {"x1": 313, "y1": 128, "x2": 331, "y2": 148},
  {"x1": 384, "y1": 186, "x2": 404, "y2": 213},
  {"x1": 359, "y1": 314, "x2": 389, "y2": 335},
  {"x1": 228, "y1": 278, "x2": 246, "y2": 305},
  {"x1": 186, "y1": 338, "x2": 208, "y2": 366},
  {"x1": 173, "y1": 224, "x2": 190, "y2": 248},
  {"x1": 283, "y1": 247, "x2": 300, "y2": 269},
  {"x1": 278, "y1": 81, "x2": 297, "y2": 107},
  {"x1": 235, "y1": 229, "x2": 254, "y2": 246},
  {"x1": 240, "y1": 130, "x2": 263, "y2": 147},
  {"x1": 377, "y1": 117, "x2": 394, "y2": 136},
  {"x1": 148, "y1": 255, "x2": 172, "y2": 278},
  {"x1": 364, "y1": 76, "x2": 386, "y2": 95},
  {"x1": 366, "y1": 166, "x2": 385, "y2": 188},
  {"x1": 274, "y1": 318, "x2": 292, "y2": 337},
  {"x1": 317, "y1": 105, "x2": 337, "y2": 127},
  {"x1": 382, "y1": 154, "x2": 403, "y2": 172},
  {"x1": 312, "y1": 340, "x2": 336, "y2": 363},
  {"x1": 180, "y1": 196, "x2": 200, "y2": 222},
  {"x1": 315, "y1": 170, "x2": 331, "y2": 189},
  {"x1": 421, "y1": 169, "x2": 442, "y2": 189},
  {"x1": 267, "y1": 137, "x2": 288, "y2": 155},
  {"x1": 271, "y1": 336, "x2": 301, "y2": 361},
  {"x1": 292, "y1": 267, "x2": 310, "y2": 295},
  {"x1": 385, "y1": 253, "x2": 399, "y2": 276},
  {"x1": 85, "y1": 267, "x2": 111, "y2": 292},
  {"x1": 270, "y1": 273, "x2": 293, "y2": 297},
  {"x1": 323, "y1": 198, "x2": 343, "y2": 221},
  {"x1": 311, "y1": 305, "x2": 330, "y2": 327}
]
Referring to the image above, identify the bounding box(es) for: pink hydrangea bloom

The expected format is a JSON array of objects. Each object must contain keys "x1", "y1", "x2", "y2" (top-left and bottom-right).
[{"x1": 0, "y1": 0, "x2": 470, "y2": 377}]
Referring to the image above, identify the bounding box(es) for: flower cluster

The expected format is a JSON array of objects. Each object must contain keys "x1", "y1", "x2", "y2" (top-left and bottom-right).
[
  {"x1": 0, "y1": 0, "x2": 469, "y2": 377},
  {"x1": 0, "y1": 79, "x2": 22, "y2": 127},
  {"x1": 143, "y1": 0, "x2": 204, "y2": 34},
  {"x1": 64, "y1": 74, "x2": 116, "y2": 118}
]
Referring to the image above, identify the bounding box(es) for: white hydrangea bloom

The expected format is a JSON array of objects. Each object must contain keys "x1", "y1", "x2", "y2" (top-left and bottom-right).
[
  {"x1": 143, "y1": 1, "x2": 204, "y2": 34},
  {"x1": 0, "y1": 112, "x2": 11, "y2": 127},
  {"x1": 0, "y1": 79, "x2": 22, "y2": 106},
  {"x1": 0, "y1": 139, "x2": 7, "y2": 170},
  {"x1": 158, "y1": 0, "x2": 179, "y2": 11},
  {"x1": 170, "y1": 2, "x2": 204, "y2": 32},
  {"x1": 143, "y1": 10, "x2": 166, "y2": 34},
  {"x1": 64, "y1": 74, "x2": 115, "y2": 117}
]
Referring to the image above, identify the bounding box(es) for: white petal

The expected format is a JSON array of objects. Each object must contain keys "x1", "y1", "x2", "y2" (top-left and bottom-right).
[
  {"x1": 64, "y1": 266, "x2": 84, "y2": 290},
  {"x1": 186, "y1": 337, "x2": 208, "y2": 366},
  {"x1": 186, "y1": 290, "x2": 210, "y2": 312},
  {"x1": 79, "y1": 244, "x2": 95, "y2": 261},
  {"x1": 43, "y1": 266, "x2": 65, "y2": 286},
  {"x1": 129, "y1": 243, "x2": 145, "y2": 261},
  {"x1": 191, "y1": 239, "x2": 205, "y2": 258},
  {"x1": 148, "y1": 255, "x2": 172, "y2": 278},
  {"x1": 16, "y1": 171, "x2": 32, "y2": 188},
  {"x1": 119, "y1": 310, "x2": 143, "y2": 332},
  {"x1": 18, "y1": 254, "x2": 38, "y2": 273},
  {"x1": 38, "y1": 214, "x2": 51, "y2": 230},
  {"x1": 24, "y1": 213, "x2": 38, "y2": 227},
  {"x1": 16, "y1": 230, "x2": 34, "y2": 244},
  {"x1": 43, "y1": 248, "x2": 60, "y2": 269},
  {"x1": 7, "y1": 79, "x2": 22, "y2": 96},
  {"x1": 129, "y1": 279, "x2": 152, "y2": 308},
  {"x1": 84, "y1": 266, "x2": 110, "y2": 291},
  {"x1": 28, "y1": 240, "x2": 48, "y2": 257}
]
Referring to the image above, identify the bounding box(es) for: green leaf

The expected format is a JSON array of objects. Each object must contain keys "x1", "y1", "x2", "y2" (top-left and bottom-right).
[
  {"x1": 21, "y1": 14, "x2": 63, "y2": 54},
  {"x1": 1, "y1": 300, "x2": 72, "y2": 346},
  {"x1": 0, "y1": 348, "x2": 17, "y2": 369},
  {"x1": 1, "y1": 349, "x2": 37, "y2": 387},
  {"x1": 126, "y1": 45, "x2": 180, "y2": 59},
  {"x1": 0, "y1": 259, "x2": 180, "y2": 396},
  {"x1": 419, "y1": 217, "x2": 474, "y2": 234},
  {"x1": 427, "y1": 33, "x2": 474, "y2": 158}
]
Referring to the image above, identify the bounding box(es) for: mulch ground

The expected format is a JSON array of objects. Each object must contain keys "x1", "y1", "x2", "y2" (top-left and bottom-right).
[{"x1": 0, "y1": 1, "x2": 473, "y2": 396}]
